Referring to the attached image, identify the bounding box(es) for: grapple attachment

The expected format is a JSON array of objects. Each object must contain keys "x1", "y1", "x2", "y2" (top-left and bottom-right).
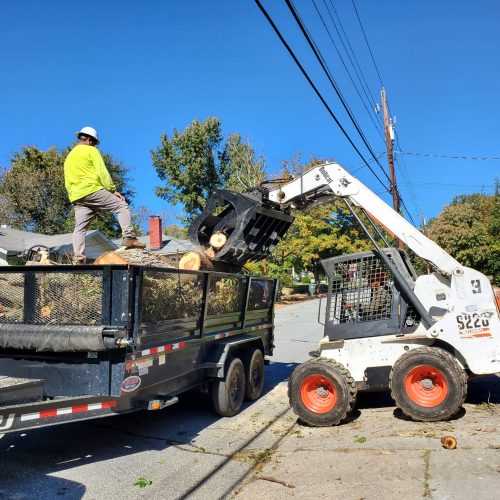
[{"x1": 188, "y1": 189, "x2": 294, "y2": 266}]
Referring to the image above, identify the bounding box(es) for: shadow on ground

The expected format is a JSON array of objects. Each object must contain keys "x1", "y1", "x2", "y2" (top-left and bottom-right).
[{"x1": 0, "y1": 361, "x2": 296, "y2": 498}]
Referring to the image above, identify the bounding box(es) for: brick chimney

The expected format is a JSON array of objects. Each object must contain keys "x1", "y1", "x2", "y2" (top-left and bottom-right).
[{"x1": 149, "y1": 216, "x2": 162, "y2": 251}]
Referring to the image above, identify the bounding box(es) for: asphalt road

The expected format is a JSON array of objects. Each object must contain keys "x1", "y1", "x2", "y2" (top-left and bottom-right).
[{"x1": 0, "y1": 299, "x2": 499, "y2": 500}]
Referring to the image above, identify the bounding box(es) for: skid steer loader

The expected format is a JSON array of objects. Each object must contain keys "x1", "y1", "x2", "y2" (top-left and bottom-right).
[{"x1": 189, "y1": 162, "x2": 500, "y2": 425}]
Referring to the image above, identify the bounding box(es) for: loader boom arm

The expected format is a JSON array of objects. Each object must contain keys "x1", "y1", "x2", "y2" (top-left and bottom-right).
[{"x1": 267, "y1": 162, "x2": 461, "y2": 275}]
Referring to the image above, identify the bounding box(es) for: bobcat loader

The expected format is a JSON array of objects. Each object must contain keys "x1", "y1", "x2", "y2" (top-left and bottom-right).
[{"x1": 189, "y1": 162, "x2": 500, "y2": 425}]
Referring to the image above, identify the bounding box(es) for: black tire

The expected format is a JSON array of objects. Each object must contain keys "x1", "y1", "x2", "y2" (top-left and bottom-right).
[
  {"x1": 211, "y1": 357, "x2": 246, "y2": 417},
  {"x1": 288, "y1": 358, "x2": 357, "y2": 427},
  {"x1": 390, "y1": 347, "x2": 467, "y2": 422},
  {"x1": 244, "y1": 348, "x2": 265, "y2": 401}
]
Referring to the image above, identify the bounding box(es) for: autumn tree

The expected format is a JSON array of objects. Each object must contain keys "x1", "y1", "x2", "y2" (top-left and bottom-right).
[
  {"x1": 0, "y1": 145, "x2": 134, "y2": 238},
  {"x1": 247, "y1": 157, "x2": 372, "y2": 283},
  {"x1": 152, "y1": 117, "x2": 266, "y2": 220},
  {"x1": 426, "y1": 183, "x2": 499, "y2": 284}
]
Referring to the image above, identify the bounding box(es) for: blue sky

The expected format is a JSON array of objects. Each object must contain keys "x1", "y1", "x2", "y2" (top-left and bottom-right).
[{"x1": 1, "y1": 0, "x2": 498, "y2": 228}]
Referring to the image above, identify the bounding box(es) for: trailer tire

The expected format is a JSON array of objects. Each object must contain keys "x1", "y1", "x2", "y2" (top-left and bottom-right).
[
  {"x1": 288, "y1": 358, "x2": 356, "y2": 427},
  {"x1": 244, "y1": 348, "x2": 265, "y2": 401},
  {"x1": 390, "y1": 347, "x2": 467, "y2": 422},
  {"x1": 211, "y1": 357, "x2": 246, "y2": 417}
]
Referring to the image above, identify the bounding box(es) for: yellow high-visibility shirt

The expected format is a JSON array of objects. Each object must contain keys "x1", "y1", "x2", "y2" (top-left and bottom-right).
[{"x1": 64, "y1": 144, "x2": 116, "y2": 202}]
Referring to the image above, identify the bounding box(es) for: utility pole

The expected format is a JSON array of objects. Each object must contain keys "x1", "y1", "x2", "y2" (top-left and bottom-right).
[
  {"x1": 381, "y1": 88, "x2": 399, "y2": 213},
  {"x1": 421, "y1": 213, "x2": 431, "y2": 274},
  {"x1": 381, "y1": 88, "x2": 403, "y2": 249}
]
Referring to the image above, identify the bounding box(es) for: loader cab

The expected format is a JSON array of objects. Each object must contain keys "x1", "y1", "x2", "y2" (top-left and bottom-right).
[{"x1": 321, "y1": 249, "x2": 421, "y2": 340}]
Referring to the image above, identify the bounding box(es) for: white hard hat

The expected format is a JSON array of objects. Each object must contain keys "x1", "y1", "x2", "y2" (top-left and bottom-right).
[{"x1": 76, "y1": 126, "x2": 99, "y2": 144}]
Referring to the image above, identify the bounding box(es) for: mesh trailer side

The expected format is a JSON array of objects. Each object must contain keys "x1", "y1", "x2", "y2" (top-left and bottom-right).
[
  {"x1": 32, "y1": 271, "x2": 103, "y2": 326},
  {"x1": 207, "y1": 274, "x2": 245, "y2": 316},
  {"x1": 0, "y1": 273, "x2": 25, "y2": 323},
  {"x1": 140, "y1": 269, "x2": 205, "y2": 324},
  {"x1": 0, "y1": 266, "x2": 130, "y2": 351}
]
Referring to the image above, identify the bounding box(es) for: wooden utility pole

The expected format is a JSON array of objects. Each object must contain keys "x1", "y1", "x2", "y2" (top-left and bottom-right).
[
  {"x1": 381, "y1": 88, "x2": 403, "y2": 249},
  {"x1": 381, "y1": 88, "x2": 399, "y2": 213}
]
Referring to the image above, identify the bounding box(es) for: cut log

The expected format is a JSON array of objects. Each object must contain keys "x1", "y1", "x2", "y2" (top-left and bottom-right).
[
  {"x1": 93, "y1": 248, "x2": 177, "y2": 268},
  {"x1": 93, "y1": 247, "x2": 243, "y2": 274},
  {"x1": 178, "y1": 252, "x2": 202, "y2": 271},
  {"x1": 209, "y1": 232, "x2": 227, "y2": 250},
  {"x1": 93, "y1": 252, "x2": 128, "y2": 265}
]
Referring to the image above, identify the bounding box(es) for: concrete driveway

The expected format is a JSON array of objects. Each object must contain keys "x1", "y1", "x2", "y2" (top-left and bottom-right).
[{"x1": 0, "y1": 299, "x2": 499, "y2": 499}]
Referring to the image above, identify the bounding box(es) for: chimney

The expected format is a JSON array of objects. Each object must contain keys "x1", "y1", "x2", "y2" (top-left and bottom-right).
[{"x1": 149, "y1": 216, "x2": 162, "y2": 251}]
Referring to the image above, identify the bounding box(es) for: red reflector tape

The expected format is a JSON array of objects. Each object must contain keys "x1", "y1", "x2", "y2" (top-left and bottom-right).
[
  {"x1": 142, "y1": 341, "x2": 187, "y2": 356},
  {"x1": 20, "y1": 400, "x2": 117, "y2": 422}
]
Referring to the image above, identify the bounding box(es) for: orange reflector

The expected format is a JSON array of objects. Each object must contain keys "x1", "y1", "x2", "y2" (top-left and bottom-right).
[{"x1": 149, "y1": 400, "x2": 161, "y2": 411}]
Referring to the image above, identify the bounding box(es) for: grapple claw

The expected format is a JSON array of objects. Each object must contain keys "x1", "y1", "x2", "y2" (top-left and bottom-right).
[{"x1": 188, "y1": 189, "x2": 294, "y2": 266}]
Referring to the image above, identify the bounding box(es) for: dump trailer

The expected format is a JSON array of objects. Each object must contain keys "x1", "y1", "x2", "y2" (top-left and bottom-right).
[{"x1": 0, "y1": 264, "x2": 277, "y2": 434}]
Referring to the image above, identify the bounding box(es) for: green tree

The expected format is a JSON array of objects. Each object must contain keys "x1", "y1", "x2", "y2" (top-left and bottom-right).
[
  {"x1": 164, "y1": 224, "x2": 188, "y2": 239},
  {"x1": 0, "y1": 146, "x2": 69, "y2": 234},
  {"x1": 266, "y1": 201, "x2": 372, "y2": 282},
  {"x1": 426, "y1": 183, "x2": 499, "y2": 284},
  {"x1": 251, "y1": 157, "x2": 372, "y2": 282},
  {"x1": 152, "y1": 118, "x2": 228, "y2": 220},
  {"x1": 0, "y1": 145, "x2": 134, "y2": 238},
  {"x1": 152, "y1": 117, "x2": 266, "y2": 220},
  {"x1": 224, "y1": 134, "x2": 265, "y2": 192}
]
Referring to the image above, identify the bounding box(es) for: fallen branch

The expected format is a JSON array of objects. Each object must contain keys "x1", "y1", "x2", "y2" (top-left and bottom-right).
[{"x1": 257, "y1": 475, "x2": 296, "y2": 489}]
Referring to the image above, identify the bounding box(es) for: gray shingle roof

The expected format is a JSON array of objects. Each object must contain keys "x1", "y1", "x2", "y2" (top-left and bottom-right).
[
  {"x1": 0, "y1": 227, "x2": 117, "y2": 260},
  {"x1": 111, "y1": 235, "x2": 196, "y2": 255}
]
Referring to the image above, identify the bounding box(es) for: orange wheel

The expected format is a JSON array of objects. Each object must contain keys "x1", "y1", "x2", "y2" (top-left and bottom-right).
[
  {"x1": 390, "y1": 347, "x2": 467, "y2": 422},
  {"x1": 289, "y1": 359, "x2": 356, "y2": 426},
  {"x1": 300, "y1": 374, "x2": 337, "y2": 414},
  {"x1": 405, "y1": 365, "x2": 448, "y2": 407}
]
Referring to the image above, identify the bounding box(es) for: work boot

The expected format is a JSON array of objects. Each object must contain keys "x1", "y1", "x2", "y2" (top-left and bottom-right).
[{"x1": 122, "y1": 237, "x2": 146, "y2": 249}]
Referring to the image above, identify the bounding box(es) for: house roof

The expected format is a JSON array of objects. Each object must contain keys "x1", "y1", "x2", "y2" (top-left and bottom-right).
[
  {"x1": 0, "y1": 227, "x2": 117, "y2": 260},
  {"x1": 112, "y1": 235, "x2": 196, "y2": 255}
]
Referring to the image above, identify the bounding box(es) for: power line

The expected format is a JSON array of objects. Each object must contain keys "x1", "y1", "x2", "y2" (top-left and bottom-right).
[
  {"x1": 326, "y1": 0, "x2": 384, "y2": 129},
  {"x1": 396, "y1": 150, "x2": 500, "y2": 161},
  {"x1": 283, "y1": 0, "x2": 392, "y2": 187},
  {"x1": 317, "y1": 0, "x2": 385, "y2": 140},
  {"x1": 351, "y1": 0, "x2": 384, "y2": 87},
  {"x1": 393, "y1": 130, "x2": 421, "y2": 219},
  {"x1": 400, "y1": 182, "x2": 495, "y2": 188},
  {"x1": 253, "y1": 0, "x2": 389, "y2": 190}
]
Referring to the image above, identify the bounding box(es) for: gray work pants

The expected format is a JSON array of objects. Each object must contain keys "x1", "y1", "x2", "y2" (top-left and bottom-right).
[{"x1": 72, "y1": 189, "x2": 135, "y2": 259}]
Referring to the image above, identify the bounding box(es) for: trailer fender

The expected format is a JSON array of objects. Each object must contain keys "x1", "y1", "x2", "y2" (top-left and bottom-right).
[{"x1": 204, "y1": 336, "x2": 264, "y2": 378}]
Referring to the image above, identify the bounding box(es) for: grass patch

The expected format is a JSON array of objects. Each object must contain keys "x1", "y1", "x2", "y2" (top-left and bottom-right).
[{"x1": 134, "y1": 477, "x2": 152, "y2": 488}]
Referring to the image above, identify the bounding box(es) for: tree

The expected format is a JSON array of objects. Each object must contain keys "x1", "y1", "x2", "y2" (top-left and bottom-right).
[
  {"x1": 250, "y1": 157, "x2": 372, "y2": 283},
  {"x1": 164, "y1": 224, "x2": 188, "y2": 239},
  {"x1": 152, "y1": 117, "x2": 266, "y2": 220},
  {"x1": 0, "y1": 146, "x2": 69, "y2": 234},
  {"x1": 152, "y1": 118, "x2": 228, "y2": 220},
  {"x1": 0, "y1": 145, "x2": 134, "y2": 238},
  {"x1": 265, "y1": 201, "x2": 372, "y2": 283},
  {"x1": 426, "y1": 183, "x2": 499, "y2": 284},
  {"x1": 224, "y1": 134, "x2": 266, "y2": 192}
]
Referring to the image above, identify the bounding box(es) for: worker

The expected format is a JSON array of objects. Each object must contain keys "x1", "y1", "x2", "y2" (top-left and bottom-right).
[
  {"x1": 64, "y1": 126, "x2": 145, "y2": 263},
  {"x1": 344, "y1": 269, "x2": 392, "y2": 321}
]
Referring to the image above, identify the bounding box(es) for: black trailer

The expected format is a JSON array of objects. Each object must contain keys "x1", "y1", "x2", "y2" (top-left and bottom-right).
[{"x1": 0, "y1": 264, "x2": 277, "y2": 434}]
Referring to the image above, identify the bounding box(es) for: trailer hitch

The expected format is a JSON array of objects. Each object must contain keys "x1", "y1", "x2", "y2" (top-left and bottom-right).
[{"x1": 188, "y1": 189, "x2": 294, "y2": 267}]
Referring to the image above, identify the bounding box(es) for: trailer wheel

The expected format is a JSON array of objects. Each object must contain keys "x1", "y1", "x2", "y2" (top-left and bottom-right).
[
  {"x1": 390, "y1": 347, "x2": 467, "y2": 422},
  {"x1": 244, "y1": 348, "x2": 265, "y2": 401},
  {"x1": 211, "y1": 357, "x2": 246, "y2": 417},
  {"x1": 288, "y1": 358, "x2": 357, "y2": 427}
]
